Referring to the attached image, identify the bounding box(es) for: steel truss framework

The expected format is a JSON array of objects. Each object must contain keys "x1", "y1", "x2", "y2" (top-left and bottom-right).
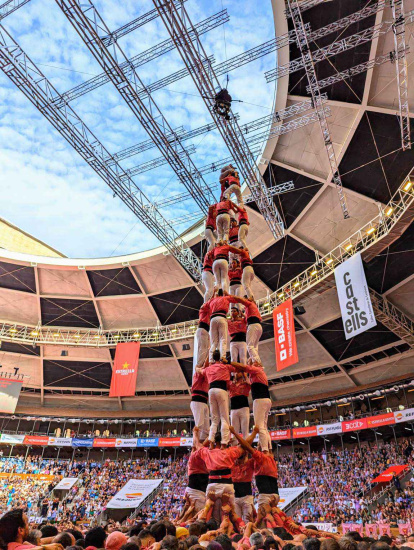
[
  {"x1": 0, "y1": 0, "x2": 30, "y2": 19},
  {"x1": 1, "y1": 175, "x2": 412, "y2": 348},
  {"x1": 127, "y1": 144, "x2": 196, "y2": 177},
  {"x1": 0, "y1": 24, "x2": 203, "y2": 280},
  {"x1": 151, "y1": 0, "x2": 285, "y2": 241},
  {"x1": 54, "y1": 0, "x2": 217, "y2": 221},
  {"x1": 391, "y1": 0, "x2": 411, "y2": 150},
  {"x1": 286, "y1": 0, "x2": 349, "y2": 220},
  {"x1": 60, "y1": 10, "x2": 228, "y2": 103},
  {"x1": 370, "y1": 289, "x2": 414, "y2": 347}
]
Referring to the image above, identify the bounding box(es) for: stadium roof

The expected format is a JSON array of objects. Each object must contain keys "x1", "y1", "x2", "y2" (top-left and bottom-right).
[{"x1": 0, "y1": 0, "x2": 413, "y2": 418}]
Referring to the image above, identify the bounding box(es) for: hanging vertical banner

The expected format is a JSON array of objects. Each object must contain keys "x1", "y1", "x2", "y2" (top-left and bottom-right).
[
  {"x1": 109, "y1": 342, "x2": 140, "y2": 397},
  {"x1": 273, "y1": 299, "x2": 298, "y2": 371},
  {"x1": 0, "y1": 378, "x2": 23, "y2": 414},
  {"x1": 334, "y1": 252, "x2": 376, "y2": 340}
]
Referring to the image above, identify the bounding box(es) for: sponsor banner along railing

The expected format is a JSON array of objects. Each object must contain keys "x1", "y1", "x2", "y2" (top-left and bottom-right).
[{"x1": 0, "y1": 409, "x2": 413, "y2": 447}]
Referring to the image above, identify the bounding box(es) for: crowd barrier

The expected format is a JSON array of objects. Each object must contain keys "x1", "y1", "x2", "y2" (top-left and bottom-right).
[{"x1": 0, "y1": 407, "x2": 413, "y2": 447}]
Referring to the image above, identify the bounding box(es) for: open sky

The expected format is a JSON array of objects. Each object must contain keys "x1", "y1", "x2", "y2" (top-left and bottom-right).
[{"x1": 0, "y1": 0, "x2": 277, "y2": 258}]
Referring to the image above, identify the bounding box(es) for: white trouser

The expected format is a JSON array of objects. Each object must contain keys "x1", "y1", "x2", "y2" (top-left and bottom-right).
[
  {"x1": 216, "y1": 213, "x2": 230, "y2": 242},
  {"x1": 242, "y1": 266, "x2": 255, "y2": 299},
  {"x1": 253, "y1": 398, "x2": 272, "y2": 451},
  {"x1": 202, "y1": 270, "x2": 215, "y2": 302},
  {"x1": 205, "y1": 227, "x2": 216, "y2": 251},
  {"x1": 193, "y1": 327, "x2": 210, "y2": 370},
  {"x1": 229, "y1": 283, "x2": 242, "y2": 311},
  {"x1": 223, "y1": 184, "x2": 243, "y2": 206},
  {"x1": 209, "y1": 316, "x2": 228, "y2": 360},
  {"x1": 246, "y1": 322, "x2": 263, "y2": 363},
  {"x1": 206, "y1": 482, "x2": 235, "y2": 505},
  {"x1": 257, "y1": 493, "x2": 279, "y2": 507},
  {"x1": 208, "y1": 388, "x2": 230, "y2": 444},
  {"x1": 238, "y1": 224, "x2": 249, "y2": 249},
  {"x1": 185, "y1": 487, "x2": 206, "y2": 512},
  {"x1": 230, "y1": 407, "x2": 250, "y2": 439},
  {"x1": 190, "y1": 401, "x2": 210, "y2": 442},
  {"x1": 230, "y1": 341, "x2": 247, "y2": 365},
  {"x1": 213, "y1": 259, "x2": 229, "y2": 294},
  {"x1": 235, "y1": 494, "x2": 254, "y2": 523}
]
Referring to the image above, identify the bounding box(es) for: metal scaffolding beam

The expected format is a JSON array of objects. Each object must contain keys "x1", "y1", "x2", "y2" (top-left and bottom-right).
[
  {"x1": 55, "y1": 0, "x2": 216, "y2": 218},
  {"x1": 61, "y1": 10, "x2": 228, "y2": 103},
  {"x1": 286, "y1": 0, "x2": 349, "y2": 220},
  {"x1": 101, "y1": 0, "x2": 187, "y2": 47},
  {"x1": 391, "y1": 0, "x2": 411, "y2": 150},
  {"x1": 285, "y1": 0, "x2": 333, "y2": 18},
  {"x1": 126, "y1": 144, "x2": 196, "y2": 176},
  {"x1": 0, "y1": 24, "x2": 203, "y2": 280},
  {"x1": 113, "y1": 95, "x2": 321, "y2": 164},
  {"x1": 370, "y1": 289, "x2": 414, "y2": 347},
  {"x1": 152, "y1": 0, "x2": 285, "y2": 241},
  {"x1": 306, "y1": 47, "x2": 410, "y2": 94},
  {"x1": 266, "y1": 21, "x2": 393, "y2": 82},
  {"x1": 0, "y1": 0, "x2": 30, "y2": 19}
]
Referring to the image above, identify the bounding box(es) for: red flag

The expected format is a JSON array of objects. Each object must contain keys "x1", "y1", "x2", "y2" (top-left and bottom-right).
[
  {"x1": 273, "y1": 299, "x2": 298, "y2": 371},
  {"x1": 109, "y1": 342, "x2": 140, "y2": 397}
]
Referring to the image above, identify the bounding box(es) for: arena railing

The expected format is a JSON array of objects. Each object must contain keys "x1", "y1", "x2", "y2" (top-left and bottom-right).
[{"x1": 0, "y1": 174, "x2": 412, "y2": 347}]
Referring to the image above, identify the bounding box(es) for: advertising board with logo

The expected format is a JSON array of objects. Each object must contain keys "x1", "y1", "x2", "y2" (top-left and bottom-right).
[
  {"x1": 342, "y1": 418, "x2": 368, "y2": 433},
  {"x1": 106, "y1": 479, "x2": 163, "y2": 509},
  {"x1": 394, "y1": 408, "x2": 414, "y2": 423},
  {"x1": 278, "y1": 487, "x2": 307, "y2": 510},
  {"x1": 24, "y1": 436, "x2": 49, "y2": 446},
  {"x1": 273, "y1": 299, "x2": 299, "y2": 371},
  {"x1": 269, "y1": 430, "x2": 291, "y2": 440},
  {"x1": 72, "y1": 437, "x2": 94, "y2": 447},
  {"x1": 366, "y1": 413, "x2": 395, "y2": 428},
  {"x1": 292, "y1": 426, "x2": 317, "y2": 439},
  {"x1": 0, "y1": 434, "x2": 25, "y2": 444},
  {"x1": 115, "y1": 438, "x2": 137, "y2": 448},
  {"x1": 54, "y1": 477, "x2": 78, "y2": 490},
  {"x1": 93, "y1": 438, "x2": 117, "y2": 448},
  {"x1": 136, "y1": 438, "x2": 159, "y2": 447},
  {"x1": 48, "y1": 437, "x2": 72, "y2": 446},
  {"x1": 317, "y1": 422, "x2": 342, "y2": 436}
]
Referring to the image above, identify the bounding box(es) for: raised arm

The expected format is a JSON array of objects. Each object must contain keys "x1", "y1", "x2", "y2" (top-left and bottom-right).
[
  {"x1": 227, "y1": 245, "x2": 244, "y2": 255},
  {"x1": 229, "y1": 426, "x2": 258, "y2": 455}
]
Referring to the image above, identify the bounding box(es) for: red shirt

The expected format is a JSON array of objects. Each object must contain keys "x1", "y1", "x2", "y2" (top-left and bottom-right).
[
  {"x1": 238, "y1": 209, "x2": 249, "y2": 224},
  {"x1": 188, "y1": 448, "x2": 209, "y2": 476},
  {"x1": 229, "y1": 225, "x2": 239, "y2": 243},
  {"x1": 229, "y1": 380, "x2": 251, "y2": 399},
  {"x1": 203, "y1": 362, "x2": 236, "y2": 384},
  {"x1": 229, "y1": 267, "x2": 242, "y2": 284},
  {"x1": 232, "y1": 457, "x2": 254, "y2": 483},
  {"x1": 209, "y1": 295, "x2": 239, "y2": 317},
  {"x1": 228, "y1": 317, "x2": 247, "y2": 337},
  {"x1": 198, "y1": 446, "x2": 243, "y2": 471},
  {"x1": 216, "y1": 199, "x2": 235, "y2": 215},
  {"x1": 213, "y1": 244, "x2": 232, "y2": 261},
  {"x1": 192, "y1": 371, "x2": 208, "y2": 394},
  {"x1": 241, "y1": 299, "x2": 262, "y2": 322},
  {"x1": 206, "y1": 206, "x2": 217, "y2": 228},
  {"x1": 239, "y1": 249, "x2": 253, "y2": 268},
  {"x1": 203, "y1": 250, "x2": 214, "y2": 271},
  {"x1": 245, "y1": 363, "x2": 268, "y2": 385},
  {"x1": 199, "y1": 301, "x2": 211, "y2": 325},
  {"x1": 252, "y1": 450, "x2": 278, "y2": 478}
]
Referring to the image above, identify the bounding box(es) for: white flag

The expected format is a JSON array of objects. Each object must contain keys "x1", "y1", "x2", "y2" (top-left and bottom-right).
[{"x1": 334, "y1": 252, "x2": 376, "y2": 340}]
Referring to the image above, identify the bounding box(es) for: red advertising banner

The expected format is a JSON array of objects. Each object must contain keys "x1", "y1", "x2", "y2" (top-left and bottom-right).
[
  {"x1": 0, "y1": 473, "x2": 58, "y2": 480},
  {"x1": 269, "y1": 430, "x2": 291, "y2": 440},
  {"x1": 109, "y1": 342, "x2": 140, "y2": 397},
  {"x1": 0, "y1": 378, "x2": 23, "y2": 414},
  {"x1": 366, "y1": 412, "x2": 395, "y2": 428},
  {"x1": 372, "y1": 465, "x2": 408, "y2": 483},
  {"x1": 273, "y1": 299, "x2": 298, "y2": 371},
  {"x1": 158, "y1": 438, "x2": 181, "y2": 447},
  {"x1": 93, "y1": 438, "x2": 117, "y2": 448},
  {"x1": 23, "y1": 436, "x2": 49, "y2": 446},
  {"x1": 341, "y1": 418, "x2": 368, "y2": 433},
  {"x1": 292, "y1": 426, "x2": 317, "y2": 439}
]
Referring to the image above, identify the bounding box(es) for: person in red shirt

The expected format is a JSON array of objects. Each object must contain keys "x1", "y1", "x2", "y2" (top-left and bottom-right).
[
  {"x1": 238, "y1": 248, "x2": 255, "y2": 301},
  {"x1": 215, "y1": 198, "x2": 240, "y2": 243},
  {"x1": 228, "y1": 258, "x2": 243, "y2": 305},
  {"x1": 238, "y1": 207, "x2": 249, "y2": 249},
  {"x1": 229, "y1": 371, "x2": 251, "y2": 439},
  {"x1": 202, "y1": 250, "x2": 215, "y2": 303},
  {"x1": 190, "y1": 368, "x2": 209, "y2": 442},
  {"x1": 205, "y1": 204, "x2": 217, "y2": 252},
  {"x1": 184, "y1": 428, "x2": 210, "y2": 512},
  {"x1": 212, "y1": 243, "x2": 243, "y2": 295},
  {"x1": 228, "y1": 307, "x2": 247, "y2": 365},
  {"x1": 231, "y1": 432, "x2": 256, "y2": 522},
  {"x1": 233, "y1": 296, "x2": 262, "y2": 364},
  {"x1": 193, "y1": 299, "x2": 211, "y2": 369},
  {"x1": 201, "y1": 349, "x2": 238, "y2": 446},
  {"x1": 220, "y1": 165, "x2": 243, "y2": 206},
  {"x1": 208, "y1": 292, "x2": 240, "y2": 360},
  {"x1": 232, "y1": 360, "x2": 271, "y2": 452},
  {"x1": 194, "y1": 429, "x2": 244, "y2": 508},
  {"x1": 228, "y1": 218, "x2": 239, "y2": 247}
]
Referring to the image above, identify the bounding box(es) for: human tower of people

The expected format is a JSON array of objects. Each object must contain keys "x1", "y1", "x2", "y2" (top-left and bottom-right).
[{"x1": 184, "y1": 166, "x2": 335, "y2": 539}]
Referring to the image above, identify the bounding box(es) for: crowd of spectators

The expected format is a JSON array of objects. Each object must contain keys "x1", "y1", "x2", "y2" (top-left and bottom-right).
[{"x1": 0, "y1": 439, "x2": 413, "y2": 529}]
